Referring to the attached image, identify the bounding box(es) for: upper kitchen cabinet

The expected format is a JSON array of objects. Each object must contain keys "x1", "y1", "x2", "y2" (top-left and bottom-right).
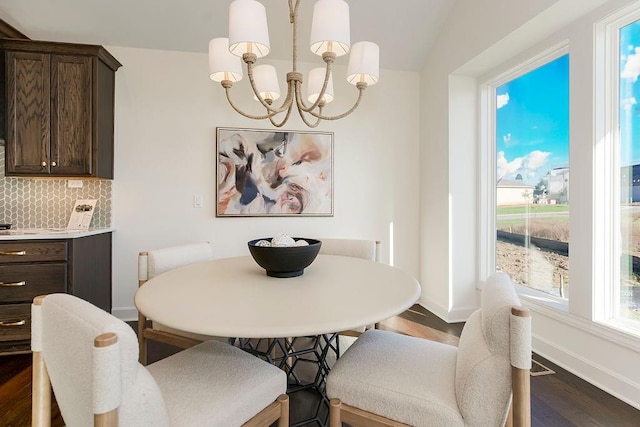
[{"x1": 1, "y1": 39, "x2": 121, "y2": 178}]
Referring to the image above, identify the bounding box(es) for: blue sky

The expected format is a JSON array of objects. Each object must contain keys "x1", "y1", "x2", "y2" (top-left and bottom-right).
[
  {"x1": 496, "y1": 54, "x2": 569, "y2": 185},
  {"x1": 620, "y1": 20, "x2": 640, "y2": 166}
]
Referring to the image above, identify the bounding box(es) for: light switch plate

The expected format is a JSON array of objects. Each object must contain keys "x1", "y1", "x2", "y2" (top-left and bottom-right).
[
  {"x1": 67, "y1": 180, "x2": 84, "y2": 188},
  {"x1": 193, "y1": 194, "x2": 203, "y2": 208}
]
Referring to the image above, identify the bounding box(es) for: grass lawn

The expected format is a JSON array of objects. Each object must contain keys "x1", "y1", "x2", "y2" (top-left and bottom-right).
[{"x1": 497, "y1": 204, "x2": 569, "y2": 215}]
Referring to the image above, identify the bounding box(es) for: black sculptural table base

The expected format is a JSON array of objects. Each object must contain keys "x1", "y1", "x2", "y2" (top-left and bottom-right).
[{"x1": 233, "y1": 333, "x2": 340, "y2": 426}]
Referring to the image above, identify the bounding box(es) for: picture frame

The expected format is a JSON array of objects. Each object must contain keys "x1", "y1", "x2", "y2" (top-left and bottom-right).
[
  {"x1": 216, "y1": 127, "x2": 333, "y2": 217},
  {"x1": 67, "y1": 199, "x2": 97, "y2": 230}
]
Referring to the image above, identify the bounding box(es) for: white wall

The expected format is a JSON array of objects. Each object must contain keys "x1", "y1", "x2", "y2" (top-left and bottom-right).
[
  {"x1": 109, "y1": 46, "x2": 421, "y2": 319},
  {"x1": 420, "y1": 0, "x2": 640, "y2": 409}
]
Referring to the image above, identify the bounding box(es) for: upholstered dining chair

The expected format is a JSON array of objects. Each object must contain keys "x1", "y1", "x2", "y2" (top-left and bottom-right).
[
  {"x1": 326, "y1": 272, "x2": 532, "y2": 427},
  {"x1": 138, "y1": 242, "x2": 226, "y2": 364},
  {"x1": 31, "y1": 293, "x2": 289, "y2": 427},
  {"x1": 318, "y1": 238, "x2": 380, "y2": 263},
  {"x1": 318, "y1": 238, "x2": 381, "y2": 336}
]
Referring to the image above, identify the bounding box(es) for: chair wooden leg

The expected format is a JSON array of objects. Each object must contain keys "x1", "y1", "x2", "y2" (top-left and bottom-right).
[
  {"x1": 512, "y1": 366, "x2": 531, "y2": 427},
  {"x1": 511, "y1": 306, "x2": 531, "y2": 427},
  {"x1": 277, "y1": 394, "x2": 289, "y2": 427},
  {"x1": 138, "y1": 312, "x2": 147, "y2": 365},
  {"x1": 329, "y1": 399, "x2": 342, "y2": 427},
  {"x1": 94, "y1": 410, "x2": 118, "y2": 427},
  {"x1": 32, "y1": 350, "x2": 51, "y2": 427}
]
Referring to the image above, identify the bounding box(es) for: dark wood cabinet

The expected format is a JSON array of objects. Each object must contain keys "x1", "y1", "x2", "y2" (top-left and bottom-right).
[
  {"x1": 1, "y1": 39, "x2": 121, "y2": 178},
  {"x1": 0, "y1": 232, "x2": 112, "y2": 355}
]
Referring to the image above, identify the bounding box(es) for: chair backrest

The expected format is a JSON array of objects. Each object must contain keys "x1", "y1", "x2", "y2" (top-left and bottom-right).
[
  {"x1": 317, "y1": 238, "x2": 380, "y2": 262},
  {"x1": 454, "y1": 272, "x2": 530, "y2": 426},
  {"x1": 138, "y1": 242, "x2": 214, "y2": 282},
  {"x1": 32, "y1": 294, "x2": 169, "y2": 426}
]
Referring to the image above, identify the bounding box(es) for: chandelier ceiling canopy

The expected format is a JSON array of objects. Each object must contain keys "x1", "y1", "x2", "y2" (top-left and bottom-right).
[{"x1": 208, "y1": 0, "x2": 379, "y2": 128}]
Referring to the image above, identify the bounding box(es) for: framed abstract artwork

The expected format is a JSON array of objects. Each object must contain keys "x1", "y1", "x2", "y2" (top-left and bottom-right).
[{"x1": 216, "y1": 127, "x2": 334, "y2": 217}]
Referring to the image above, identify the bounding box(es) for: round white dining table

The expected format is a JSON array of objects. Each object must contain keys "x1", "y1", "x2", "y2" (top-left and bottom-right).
[{"x1": 135, "y1": 254, "x2": 421, "y2": 339}]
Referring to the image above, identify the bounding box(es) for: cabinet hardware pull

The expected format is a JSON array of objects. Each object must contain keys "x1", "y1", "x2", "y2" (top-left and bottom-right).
[
  {"x1": 52, "y1": 161, "x2": 57, "y2": 167},
  {"x1": 41, "y1": 161, "x2": 47, "y2": 167},
  {"x1": 0, "y1": 251, "x2": 26, "y2": 256},
  {"x1": 0, "y1": 281, "x2": 26, "y2": 287},
  {"x1": 0, "y1": 320, "x2": 26, "y2": 327}
]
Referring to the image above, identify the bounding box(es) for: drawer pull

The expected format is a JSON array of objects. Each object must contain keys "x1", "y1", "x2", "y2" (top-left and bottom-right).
[
  {"x1": 0, "y1": 281, "x2": 26, "y2": 287},
  {"x1": 0, "y1": 250, "x2": 27, "y2": 256},
  {"x1": 0, "y1": 320, "x2": 26, "y2": 327}
]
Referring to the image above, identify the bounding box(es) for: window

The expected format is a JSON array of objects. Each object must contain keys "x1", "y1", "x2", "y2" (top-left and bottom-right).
[
  {"x1": 492, "y1": 52, "x2": 570, "y2": 299},
  {"x1": 615, "y1": 17, "x2": 640, "y2": 324}
]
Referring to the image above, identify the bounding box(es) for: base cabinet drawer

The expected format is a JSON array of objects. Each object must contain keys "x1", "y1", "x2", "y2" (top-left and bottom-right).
[
  {"x1": 0, "y1": 303, "x2": 30, "y2": 342},
  {"x1": 0, "y1": 263, "x2": 67, "y2": 303},
  {"x1": 0, "y1": 241, "x2": 67, "y2": 263}
]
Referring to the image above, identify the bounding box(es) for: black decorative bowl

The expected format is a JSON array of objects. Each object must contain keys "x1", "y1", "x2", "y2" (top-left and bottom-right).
[{"x1": 248, "y1": 238, "x2": 322, "y2": 278}]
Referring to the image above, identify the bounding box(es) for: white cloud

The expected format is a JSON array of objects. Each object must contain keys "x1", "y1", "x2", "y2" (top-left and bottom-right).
[
  {"x1": 621, "y1": 47, "x2": 640, "y2": 82},
  {"x1": 497, "y1": 150, "x2": 551, "y2": 181},
  {"x1": 503, "y1": 133, "x2": 511, "y2": 144},
  {"x1": 497, "y1": 151, "x2": 522, "y2": 180},
  {"x1": 622, "y1": 96, "x2": 637, "y2": 111},
  {"x1": 497, "y1": 93, "x2": 510, "y2": 109},
  {"x1": 522, "y1": 150, "x2": 550, "y2": 171}
]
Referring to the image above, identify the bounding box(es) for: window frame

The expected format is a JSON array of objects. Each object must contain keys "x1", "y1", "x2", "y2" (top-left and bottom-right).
[
  {"x1": 595, "y1": 4, "x2": 640, "y2": 333},
  {"x1": 479, "y1": 42, "x2": 570, "y2": 308}
]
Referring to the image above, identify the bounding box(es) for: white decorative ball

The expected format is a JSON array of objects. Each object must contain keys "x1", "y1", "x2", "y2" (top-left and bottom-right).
[
  {"x1": 255, "y1": 240, "x2": 272, "y2": 247},
  {"x1": 271, "y1": 233, "x2": 296, "y2": 247},
  {"x1": 294, "y1": 239, "x2": 309, "y2": 246}
]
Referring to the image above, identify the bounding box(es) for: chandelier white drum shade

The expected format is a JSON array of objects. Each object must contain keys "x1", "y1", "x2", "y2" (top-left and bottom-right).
[
  {"x1": 208, "y1": 38, "x2": 242, "y2": 82},
  {"x1": 309, "y1": 0, "x2": 350, "y2": 57},
  {"x1": 208, "y1": 0, "x2": 380, "y2": 128},
  {"x1": 228, "y1": 0, "x2": 270, "y2": 57}
]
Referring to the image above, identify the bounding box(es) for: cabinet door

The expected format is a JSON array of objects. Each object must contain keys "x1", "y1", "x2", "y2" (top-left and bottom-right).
[
  {"x1": 50, "y1": 55, "x2": 92, "y2": 176},
  {"x1": 5, "y1": 51, "x2": 51, "y2": 174}
]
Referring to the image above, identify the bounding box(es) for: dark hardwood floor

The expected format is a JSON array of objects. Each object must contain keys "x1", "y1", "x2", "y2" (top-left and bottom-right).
[{"x1": 0, "y1": 304, "x2": 638, "y2": 426}]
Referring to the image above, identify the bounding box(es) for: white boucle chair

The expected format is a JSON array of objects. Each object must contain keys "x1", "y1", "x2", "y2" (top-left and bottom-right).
[
  {"x1": 318, "y1": 238, "x2": 380, "y2": 263},
  {"x1": 318, "y1": 238, "x2": 381, "y2": 336},
  {"x1": 326, "y1": 272, "x2": 532, "y2": 427},
  {"x1": 31, "y1": 293, "x2": 289, "y2": 427},
  {"x1": 138, "y1": 242, "x2": 227, "y2": 365}
]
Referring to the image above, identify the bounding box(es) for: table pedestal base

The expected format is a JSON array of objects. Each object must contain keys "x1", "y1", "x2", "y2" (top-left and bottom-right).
[{"x1": 233, "y1": 334, "x2": 340, "y2": 426}]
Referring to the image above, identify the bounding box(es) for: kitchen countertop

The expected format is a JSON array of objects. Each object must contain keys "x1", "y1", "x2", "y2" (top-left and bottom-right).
[{"x1": 0, "y1": 228, "x2": 114, "y2": 240}]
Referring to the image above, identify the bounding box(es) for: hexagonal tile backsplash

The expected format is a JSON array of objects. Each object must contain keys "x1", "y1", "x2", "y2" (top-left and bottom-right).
[{"x1": 0, "y1": 146, "x2": 112, "y2": 229}]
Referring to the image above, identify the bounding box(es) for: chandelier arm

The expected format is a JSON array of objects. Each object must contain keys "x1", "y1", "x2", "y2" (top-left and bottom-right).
[
  {"x1": 297, "y1": 110, "x2": 322, "y2": 128},
  {"x1": 268, "y1": 82, "x2": 296, "y2": 128},
  {"x1": 223, "y1": 86, "x2": 281, "y2": 120},
  {"x1": 306, "y1": 84, "x2": 367, "y2": 121},
  {"x1": 269, "y1": 100, "x2": 295, "y2": 128},
  {"x1": 245, "y1": 60, "x2": 292, "y2": 114},
  {"x1": 294, "y1": 84, "x2": 323, "y2": 128},
  {"x1": 296, "y1": 61, "x2": 333, "y2": 113}
]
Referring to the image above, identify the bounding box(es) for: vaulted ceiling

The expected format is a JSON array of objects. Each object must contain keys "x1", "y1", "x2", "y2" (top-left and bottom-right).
[{"x1": 0, "y1": 0, "x2": 457, "y2": 72}]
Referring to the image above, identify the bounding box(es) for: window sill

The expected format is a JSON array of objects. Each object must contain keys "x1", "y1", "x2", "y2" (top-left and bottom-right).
[
  {"x1": 515, "y1": 284, "x2": 569, "y2": 312},
  {"x1": 521, "y1": 295, "x2": 640, "y2": 352},
  {"x1": 597, "y1": 319, "x2": 640, "y2": 340}
]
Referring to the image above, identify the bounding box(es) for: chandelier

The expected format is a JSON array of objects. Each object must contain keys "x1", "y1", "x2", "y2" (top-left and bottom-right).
[{"x1": 208, "y1": 0, "x2": 379, "y2": 128}]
